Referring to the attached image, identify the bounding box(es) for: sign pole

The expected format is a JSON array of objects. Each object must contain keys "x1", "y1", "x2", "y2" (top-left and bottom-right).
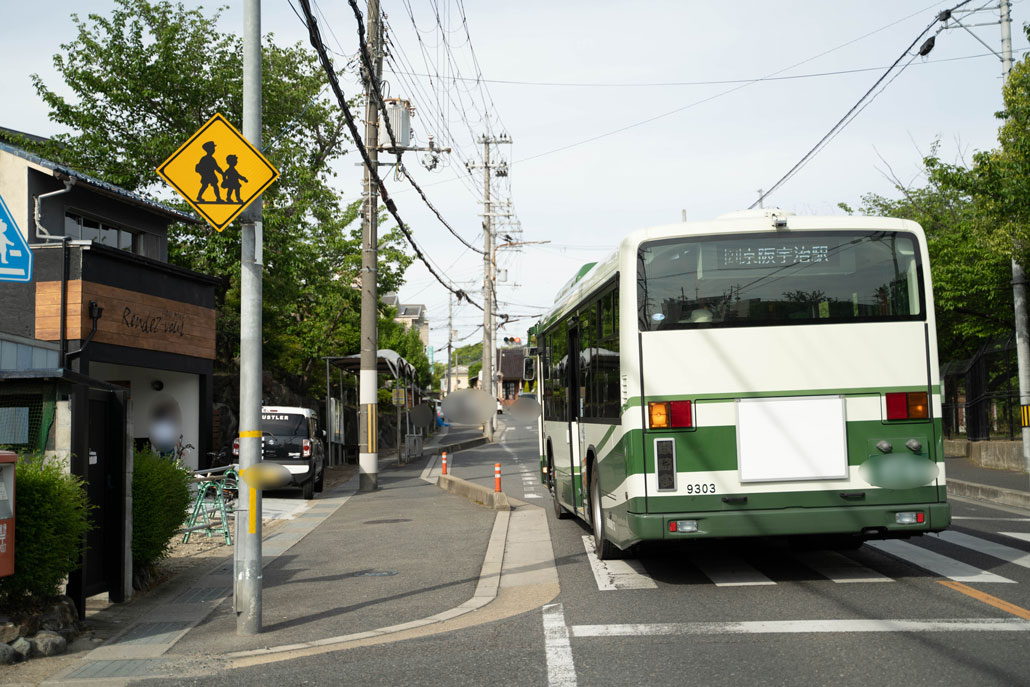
[{"x1": 236, "y1": 0, "x2": 263, "y2": 635}]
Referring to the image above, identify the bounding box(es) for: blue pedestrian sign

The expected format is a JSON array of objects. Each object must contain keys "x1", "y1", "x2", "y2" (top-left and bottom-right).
[{"x1": 0, "y1": 193, "x2": 31, "y2": 283}]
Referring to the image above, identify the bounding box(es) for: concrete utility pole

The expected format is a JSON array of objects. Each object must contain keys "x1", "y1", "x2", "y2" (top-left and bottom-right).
[
  {"x1": 446, "y1": 292, "x2": 453, "y2": 395},
  {"x1": 999, "y1": 0, "x2": 1030, "y2": 476},
  {"x1": 469, "y1": 133, "x2": 511, "y2": 440},
  {"x1": 236, "y1": 0, "x2": 263, "y2": 635},
  {"x1": 358, "y1": 0, "x2": 383, "y2": 491}
]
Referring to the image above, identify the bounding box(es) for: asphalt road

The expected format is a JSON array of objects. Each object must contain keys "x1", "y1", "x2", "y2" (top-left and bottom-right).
[{"x1": 139, "y1": 417, "x2": 1030, "y2": 687}]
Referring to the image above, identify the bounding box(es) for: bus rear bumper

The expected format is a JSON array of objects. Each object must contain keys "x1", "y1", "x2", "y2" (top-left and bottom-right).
[{"x1": 625, "y1": 502, "x2": 951, "y2": 543}]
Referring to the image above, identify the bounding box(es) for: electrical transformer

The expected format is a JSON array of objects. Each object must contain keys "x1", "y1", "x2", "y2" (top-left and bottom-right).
[{"x1": 379, "y1": 98, "x2": 411, "y2": 150}]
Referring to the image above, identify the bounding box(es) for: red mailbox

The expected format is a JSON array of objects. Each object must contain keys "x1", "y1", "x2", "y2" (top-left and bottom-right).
[{"x1": 0, "y1": 450, "x2": 15, "y2": 578}]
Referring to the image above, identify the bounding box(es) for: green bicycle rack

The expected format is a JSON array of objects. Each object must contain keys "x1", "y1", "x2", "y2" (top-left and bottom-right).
[{"x1": 183, "y1": 467, "x2": 238, "y2": 545}]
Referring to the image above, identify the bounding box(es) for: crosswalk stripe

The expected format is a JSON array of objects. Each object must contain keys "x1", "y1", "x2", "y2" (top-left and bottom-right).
[
  {"x1": 1001, "y1": 532, "x2": 1030, "y2": 544},
  {"x1": 691, "y1": 554, "x2": 775, "y2": 586},
  {"x1": 581, "y1": 536, "x2": 657, "y2": 590},
  {"x1": 571, "y1": 618, "x2": 1030, "y2": 637},
  {"x1": 794, "y1": 550, "x2": 893, "y2": 583},
  {"x1": 867, "y1": 540, "x2": 1016, "y2": 583},
  {"x1": 932, "y1": 531, "x2": 1030, "y2": 569}
]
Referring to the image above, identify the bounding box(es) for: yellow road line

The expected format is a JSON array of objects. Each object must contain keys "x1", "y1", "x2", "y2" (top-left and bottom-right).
[{"x1": 938, "y1": 580, "x2": 1030, "y2": 620}]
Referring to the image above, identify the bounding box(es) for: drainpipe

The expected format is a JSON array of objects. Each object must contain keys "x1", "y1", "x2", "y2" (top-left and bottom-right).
[
  {"x1": 65, "y1": 300, "x2": 103, "y2": 363},
  {"x1": 33, "y1": 175, "x2": 76, "y2": 366}
]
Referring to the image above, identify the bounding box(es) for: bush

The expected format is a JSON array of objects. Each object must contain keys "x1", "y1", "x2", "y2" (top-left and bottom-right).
[
  {"x1": 132, "y1": 447, "x2": 192, "y2": 572},
  {"x1": 0, "y1": 454, "x2": 92, "y2": 610}
]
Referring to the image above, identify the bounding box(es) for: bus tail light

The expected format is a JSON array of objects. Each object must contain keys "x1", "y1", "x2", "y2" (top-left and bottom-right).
[
  {"x1": 232, "y1": 438, "x2": 239, "y2": 456},
  {"x1": 669, "y1": 519, "x2": 698, "y2": 533},
  {"x1": 886, "y1": 392, "x2": 929, "y2": 420},
  {"x1": 648, "y1": 402, "x2": 670, "y2": 429},
  {"x1": 896, "y1": 511, "x2": 924, "y2": 525},
  {"x1": 648, "y1": 401, "x2": 693, "y2": 429},
  {"x1": 302, "y1": 439, "x2": 312, "y2": 458},
  {"x1": 670, "y1": 400, "x2": 692, "y2": 428}
]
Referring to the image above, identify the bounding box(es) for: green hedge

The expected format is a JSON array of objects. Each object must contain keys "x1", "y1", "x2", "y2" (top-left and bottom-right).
[
  {"x1": 132, "y1": 447, "x2": 192, "y2": 571},
  {"x1": 0, "y1": 455, "x2": 92, "y2": 610}
]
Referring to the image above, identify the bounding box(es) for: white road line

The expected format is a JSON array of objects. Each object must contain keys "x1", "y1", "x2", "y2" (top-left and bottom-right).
[
  {"x1": 523, "y1": 494, "x2": 542, "y2": 499},
  {"x1": 581, "y1": 536, "x2": 657, "y2": 590},
  {"x1": 953, "y1": 517, "x2": 1030, "y2": 522},
  {"x1": 542, "y1": 604, "x2": 578, "y2": 687},
  {"x1": 691, "y1": 554, "x2": 775, "y2": 586},
  {"x1": 1002, "y1": 532, "x2": 1030, "y2": 544},
  {"x1": 867, "y1": 540, "x2": 1016, "y2": 583},
  {"x1": 932, "y1": 531, "x2": 1030, "y2": 569},
  {"x1": 571, "y1": 618, "x2": 1030, "y2": 637},
  {"x1": 419, "y1": 454, "x2": 438, "y2": 484},
  {"x1": 794, "y1": 550, "x2": 892, "y2": 583}
]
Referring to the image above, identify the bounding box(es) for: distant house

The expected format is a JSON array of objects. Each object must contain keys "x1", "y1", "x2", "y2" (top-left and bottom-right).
[
  {"x1": 498, "y1": 347, "x2": 526, "y2": 403},
  {"x1": 383, "y1": 292, "x2": 429, "y2": 346},
  {"x1": 0, "y1": 137, "x2": 218, "y2": 469},
  {"x1": 441, "y1": 364, "x2": 468, "y2": 395}
]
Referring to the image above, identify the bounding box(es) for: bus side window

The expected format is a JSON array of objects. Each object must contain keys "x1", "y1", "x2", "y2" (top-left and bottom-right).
[{"x1": 579, "y1": 304, "x2": 597, "y2": 419}]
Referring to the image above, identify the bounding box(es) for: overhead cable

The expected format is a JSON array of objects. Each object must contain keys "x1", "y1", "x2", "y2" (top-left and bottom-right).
[
  {"x1": 347, "y1": 0, "x2": 485, "y2": 256},
  {"x1": 297, "y1": 0, "x2": 481, "y2": 310},
  {"x1": 750, "y1": 0, "x2": 976, "y2": 208}
]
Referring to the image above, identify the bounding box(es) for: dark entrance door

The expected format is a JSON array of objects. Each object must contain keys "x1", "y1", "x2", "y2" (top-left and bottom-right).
[{"x1": 67, "y1": 386, "x2": 127, "y2": 616}]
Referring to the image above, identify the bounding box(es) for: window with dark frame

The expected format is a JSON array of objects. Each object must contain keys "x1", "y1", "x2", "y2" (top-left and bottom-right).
[{"x1": 64, "y1": 212, "x2": 137, "y2": 254}]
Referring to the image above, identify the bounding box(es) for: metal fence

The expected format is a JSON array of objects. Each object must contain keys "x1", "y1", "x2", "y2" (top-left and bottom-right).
[{"x1": 942, "y1": 334, "x2": 1018, "y2": 441}]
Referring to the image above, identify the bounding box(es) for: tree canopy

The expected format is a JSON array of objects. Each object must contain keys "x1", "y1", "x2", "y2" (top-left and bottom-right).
[
  {"x1": 25, "y1": 0, "x2": 425, "y2": 398},
  {"x1": 845, "y1": 26, "x2": 1030, "y2": 364}
]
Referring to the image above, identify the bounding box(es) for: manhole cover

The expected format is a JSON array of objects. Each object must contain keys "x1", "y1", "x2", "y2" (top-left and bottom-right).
[
  {"x1": 362, "y1": 518, "x2": 412, "y2": 525},
  {"x1": 356, "y1": 570, "x2": 398, "y2": 577}
]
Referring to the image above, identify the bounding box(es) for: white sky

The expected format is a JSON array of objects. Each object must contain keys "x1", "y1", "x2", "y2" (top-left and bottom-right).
[{"x1": 2, "y1": 0, "x2": 1027, "y2": 363}]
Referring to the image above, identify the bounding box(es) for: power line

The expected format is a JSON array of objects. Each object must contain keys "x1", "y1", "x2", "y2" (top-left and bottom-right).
[
  {"x1": 298, "y1": 0, "x2": 481, "y2": 310},
  {"x1": 346, "y1": 0, "x2": 485, "y2": 255},
  {"x1": 751, "y1": 0, "x2": 977, "y2": 208},
  {"x1": 388, "y1": 48, "x2": 1028, "y2": 88},
  {"x1": 513, "y1": 1, "x2": 954, "y2": 166}
]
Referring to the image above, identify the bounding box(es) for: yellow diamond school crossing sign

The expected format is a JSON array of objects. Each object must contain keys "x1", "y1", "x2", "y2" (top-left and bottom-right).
[{"x1": 157, "y1": 113, "x2": 279, "y2": 232}]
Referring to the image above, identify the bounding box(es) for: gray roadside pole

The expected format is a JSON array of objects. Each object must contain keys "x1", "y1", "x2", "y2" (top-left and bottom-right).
[
  {"x1": 999, "y1": 0, "x2": 1030, "y2": 478},
  {"x1": 236, "y1": 0, "x2": 264, "y2": 635}
]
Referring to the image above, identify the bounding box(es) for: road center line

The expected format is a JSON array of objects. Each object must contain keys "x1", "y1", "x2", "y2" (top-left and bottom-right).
[
  {"x1": 937, "y1": 581, "x2": 1030, "y2": 620},
  {"x1": 542, "y1": 604, "x2": 578, "y2": 687}
]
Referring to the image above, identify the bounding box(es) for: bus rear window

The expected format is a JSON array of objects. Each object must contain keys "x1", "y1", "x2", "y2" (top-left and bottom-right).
[{"x1": 637, "y1": 231, "x2": 924, "y2": 331}]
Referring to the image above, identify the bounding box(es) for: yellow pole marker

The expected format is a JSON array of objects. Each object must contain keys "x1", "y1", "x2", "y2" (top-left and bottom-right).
[
  {"x1": 938, "y1": 580, "x2": 1030, "y2": 620},
  {"x1": 240, "y1": 430, "x2": 262, "y2": 438},
  {"x1": 238, "y1": 467, "x2": 258, "y2": 534}
]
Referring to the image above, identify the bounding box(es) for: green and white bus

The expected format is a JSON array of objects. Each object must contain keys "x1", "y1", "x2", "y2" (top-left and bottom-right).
[{"x1": 532, "y1": 210, "x2": 950, "y2": 559}]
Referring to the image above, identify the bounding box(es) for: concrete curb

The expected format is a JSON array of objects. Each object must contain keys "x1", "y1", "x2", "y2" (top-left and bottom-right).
[
  {"x1": 437, "y1": 474, "x2": 511, "y2": 510},
  {"x1": 438, "y1": 435, "x2": 490, "y2": 453},
  {"x1": 948, "y1": 479, "x2": 1030, "y2": 511}
]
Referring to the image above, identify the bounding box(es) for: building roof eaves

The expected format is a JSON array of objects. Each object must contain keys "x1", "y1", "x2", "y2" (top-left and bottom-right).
[{"x1": 0, "y1": 143, "x2": 199, "y2": 225}]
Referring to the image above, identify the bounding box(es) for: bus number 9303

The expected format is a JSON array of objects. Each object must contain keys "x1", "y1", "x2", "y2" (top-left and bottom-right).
[{"x1": 685, "y1": 483, "x2": 716, "y2": 495}]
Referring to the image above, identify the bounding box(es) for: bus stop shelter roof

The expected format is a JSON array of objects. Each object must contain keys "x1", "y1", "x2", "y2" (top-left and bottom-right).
[{"x1": 325, "y1": 349, "x2": 415, "y2": 381}]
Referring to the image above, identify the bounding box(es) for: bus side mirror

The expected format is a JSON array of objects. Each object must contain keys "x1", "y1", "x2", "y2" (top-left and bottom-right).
[{"x1": 523, "y1": 356, "x2": 536, "y2": 381}]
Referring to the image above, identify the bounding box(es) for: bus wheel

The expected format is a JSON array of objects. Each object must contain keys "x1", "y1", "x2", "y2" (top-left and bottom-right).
[
  {"x1": 550, "y1": 460, "x2": 570, "y2": 520},
  {"x1": 590, "y1": 468, "x2": 621, "y2": 560}
]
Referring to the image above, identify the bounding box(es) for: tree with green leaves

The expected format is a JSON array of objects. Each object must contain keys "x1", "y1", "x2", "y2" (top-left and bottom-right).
[{"x1": 23, "y1": 0, "x2": 424, "y2": 398}]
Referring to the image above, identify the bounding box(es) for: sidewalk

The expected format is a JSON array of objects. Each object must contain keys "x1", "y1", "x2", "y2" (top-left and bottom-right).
[
  {"x1": 945, "y1": 454, "x2": 1030, "y2": 510},
  {"x1": 22, "y1": 425, "x2": 558, "y2": 685}
]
